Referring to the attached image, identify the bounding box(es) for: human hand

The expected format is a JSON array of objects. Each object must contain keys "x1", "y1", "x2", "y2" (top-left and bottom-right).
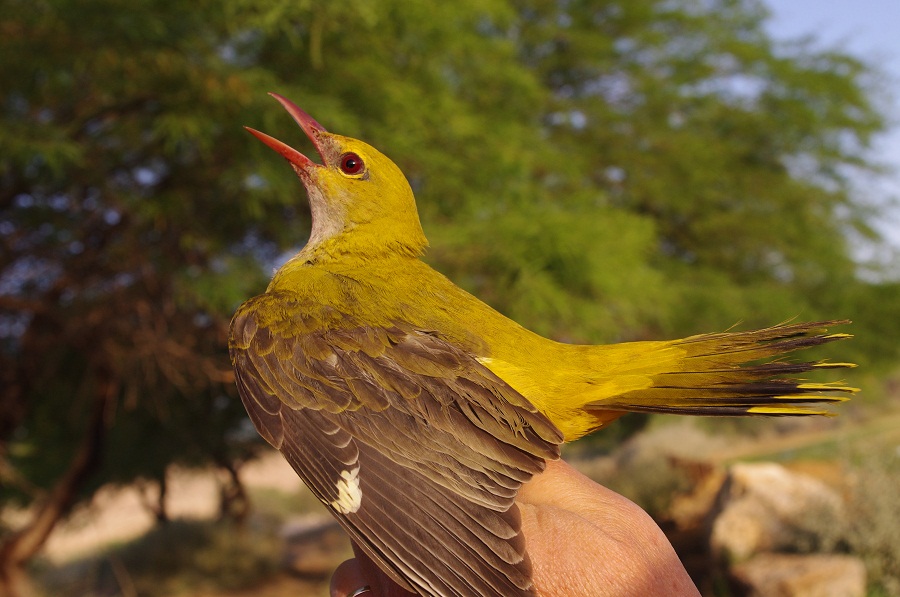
[{"x1": 330, "y1": 459, "x2": 699, "y2": 597}]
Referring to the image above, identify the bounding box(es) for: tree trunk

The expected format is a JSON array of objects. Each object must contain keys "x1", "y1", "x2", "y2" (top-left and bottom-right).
[
  {"x1": 137, "y1": 471, "x2": 169, "y2": 524},
  {"x1": 218, "y1": 459, "x2": 250, "y2": 526},
  {"x1": 155, "y1": 472, "x2": 169, "y2": 524},
  {"x1": 0, "y1": 370, "x2": 113, "y2": 597}
]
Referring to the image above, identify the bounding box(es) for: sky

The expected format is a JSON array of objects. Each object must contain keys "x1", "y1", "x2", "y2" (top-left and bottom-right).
[{"x1": 765, "y1": 0, "x2": 900, "y2": 263}]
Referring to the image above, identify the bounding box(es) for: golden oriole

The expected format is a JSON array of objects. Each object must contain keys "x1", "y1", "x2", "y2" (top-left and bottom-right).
[{"x1": 229, "y1": 93, "x2": 855, "y2": 597}]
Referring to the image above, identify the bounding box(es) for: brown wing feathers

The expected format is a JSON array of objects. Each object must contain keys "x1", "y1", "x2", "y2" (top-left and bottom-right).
[
  {"x1": 322, "y1": 430, "x2": 534, "y2": 595},
  {"x1": 229, "y1": 298, "x2": 563, "y2": 597}
]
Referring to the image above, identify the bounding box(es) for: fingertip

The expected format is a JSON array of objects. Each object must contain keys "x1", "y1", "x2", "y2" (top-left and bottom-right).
[{"x1": 330, "y1": 558, "x2": 368, "y2": 597}]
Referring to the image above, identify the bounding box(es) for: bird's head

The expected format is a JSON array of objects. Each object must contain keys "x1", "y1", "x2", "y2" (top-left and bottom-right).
[{"x1": 246, "y1": 93, "x2": 427, "y2": 260}]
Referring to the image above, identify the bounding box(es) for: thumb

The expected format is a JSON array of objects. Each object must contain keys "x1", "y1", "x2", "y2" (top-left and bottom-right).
[{"x1": 331, "y1": 542, "x2": 417, "y2": 597}]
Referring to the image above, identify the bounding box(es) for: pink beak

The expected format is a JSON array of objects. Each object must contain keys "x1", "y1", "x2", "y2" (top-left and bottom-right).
[{"x1": 245, "y1": 93, "x2": 328, "y2": 170}]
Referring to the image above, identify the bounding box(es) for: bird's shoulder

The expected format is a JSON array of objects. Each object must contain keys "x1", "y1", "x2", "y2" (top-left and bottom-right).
[
  {"x1": 231, "y1": 264, "x2": 391, "y2": 336},
  {"x1": 240, "y1": 255, "x2": 494, "y2": 341}
]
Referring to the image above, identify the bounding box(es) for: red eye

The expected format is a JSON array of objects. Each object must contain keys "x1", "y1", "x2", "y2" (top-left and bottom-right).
[{"x1": 340, "y1": 152, "x2": 364, "y2": 175}]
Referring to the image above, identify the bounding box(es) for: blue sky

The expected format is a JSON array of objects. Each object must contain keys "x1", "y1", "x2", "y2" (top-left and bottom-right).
[{"x1": 765, "y1": 0, "x2": 900, "y2": 260}]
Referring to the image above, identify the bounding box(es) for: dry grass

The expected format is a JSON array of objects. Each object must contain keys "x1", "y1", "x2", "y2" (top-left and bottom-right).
[{"x1": 842, "y1": 452, "x2": 900, "y2": 596}]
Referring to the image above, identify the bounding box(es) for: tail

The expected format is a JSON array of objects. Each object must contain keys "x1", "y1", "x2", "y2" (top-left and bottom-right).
[{"x1": 586, "y1": 320, "x2": 857, "y2": 418}]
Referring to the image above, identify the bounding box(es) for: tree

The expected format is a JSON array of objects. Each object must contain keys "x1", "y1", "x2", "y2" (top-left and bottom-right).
[
  {"x1": 506, "y1": 0, "x2": 888, "y2": 336},
  {"x1": 0, "y1": 1, "x2": 288, "y2": 592},
  {"x1": 1, "y1": 0, "x2": 894, "y2": 594}
]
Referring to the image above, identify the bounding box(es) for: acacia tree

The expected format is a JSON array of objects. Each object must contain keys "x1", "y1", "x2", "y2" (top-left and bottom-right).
[
  {"x1": 0, "y1": 1, "x2": 293, "y2": 592},
  {"x1": 0, "y1": 0, "x2": 894, "y2": 594}
]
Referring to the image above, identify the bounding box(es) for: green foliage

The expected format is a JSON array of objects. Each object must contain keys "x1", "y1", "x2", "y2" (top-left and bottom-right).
[
  {"x1": 429, "y1": 202, "x2": 664, "y2": 341},
  {"x1": 516, "y1": 0, "x2": 888, "y2": 334}
]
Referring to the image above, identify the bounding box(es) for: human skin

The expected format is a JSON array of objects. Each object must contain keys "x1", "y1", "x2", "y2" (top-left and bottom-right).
[{"x1": 329, "y1": 459, "x2": 700, "y2": 597}]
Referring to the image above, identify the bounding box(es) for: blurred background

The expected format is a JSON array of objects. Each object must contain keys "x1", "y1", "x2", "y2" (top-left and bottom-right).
[{"x1": 2, "y1": 0, "x2": 899, "y2": 595}]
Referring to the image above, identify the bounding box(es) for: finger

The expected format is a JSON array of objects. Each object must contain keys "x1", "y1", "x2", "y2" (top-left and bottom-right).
[
  {"x1": 330, "y1": 557, "x2": 369, "y2": 597},
  {"x1": 351, "y1": 543, "x2": 418, "y2": 597}
]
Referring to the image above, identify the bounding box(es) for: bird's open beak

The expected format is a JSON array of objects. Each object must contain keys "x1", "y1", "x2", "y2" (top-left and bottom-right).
[{"x1": 245, "y1": 93, "x2": 328, "y2": 171}]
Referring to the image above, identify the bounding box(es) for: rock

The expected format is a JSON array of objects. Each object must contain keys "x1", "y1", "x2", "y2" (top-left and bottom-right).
[
  {"x1": 731, "y1": 553, "x2": 866, "y2": 597},
  {"x1": 710, "y1": 462, "x2": 845, "y2": 561},
  {"x1": 666, "y1": 457, "x2": 726, "y2": 531}
]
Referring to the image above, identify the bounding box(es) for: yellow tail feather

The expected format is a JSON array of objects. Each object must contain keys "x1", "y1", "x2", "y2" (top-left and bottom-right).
[{"x1": 582, "y1": 320, "x2": 856, "y2": 421}]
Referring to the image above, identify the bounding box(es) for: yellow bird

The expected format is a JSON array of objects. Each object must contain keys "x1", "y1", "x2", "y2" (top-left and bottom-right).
[{"x1": 229, "y1": 93, "x2": 856, "y2": 597}]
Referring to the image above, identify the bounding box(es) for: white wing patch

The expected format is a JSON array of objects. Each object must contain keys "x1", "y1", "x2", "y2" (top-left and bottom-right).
[{"x1": 331, "y1": 466, "x2": 362, "y2": 514}]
